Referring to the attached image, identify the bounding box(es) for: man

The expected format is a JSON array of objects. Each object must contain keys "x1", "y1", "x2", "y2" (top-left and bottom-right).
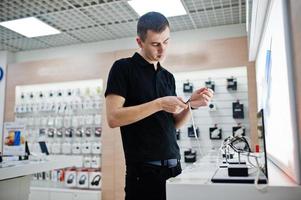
[{"x1": 105, "y1": 12, "x2": 213, "y2": 200}]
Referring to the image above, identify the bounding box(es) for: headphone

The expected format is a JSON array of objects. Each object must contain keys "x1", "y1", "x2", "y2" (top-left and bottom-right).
[
  {"x1": 79, "y1": 174, "x2": 87, "y2": 185},
  {"x1": 91, "y1": 175, "x2": 101, "y2": 186},
  {"x1": 67, "y1": 173, "x2": 75, "y2": 184},
  {"x1": 0, "y1": 66, "x2": 3, "y2": 81}
]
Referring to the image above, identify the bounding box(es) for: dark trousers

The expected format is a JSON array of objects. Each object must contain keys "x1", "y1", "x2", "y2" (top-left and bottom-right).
[{"x1": 125, "y1": 162, "x2": 182, "y2": 200}]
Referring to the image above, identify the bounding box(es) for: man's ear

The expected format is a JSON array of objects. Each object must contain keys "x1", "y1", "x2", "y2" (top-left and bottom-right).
[{"x1": 136, "y1": 36, "x2": 143, "y2": 48}]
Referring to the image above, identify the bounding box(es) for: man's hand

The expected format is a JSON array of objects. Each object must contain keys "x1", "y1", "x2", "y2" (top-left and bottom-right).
[
  {"x1": 159, "y1": 96, "x2": 188, "y2": 114},
  {"x1": 188, "y1": 88, "x2": 214, "y2": 108}
]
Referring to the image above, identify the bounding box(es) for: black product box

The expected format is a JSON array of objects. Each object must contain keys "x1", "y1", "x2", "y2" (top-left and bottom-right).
[{"x1": 228, "y1": 165, "x2": 248, "y2": 177}]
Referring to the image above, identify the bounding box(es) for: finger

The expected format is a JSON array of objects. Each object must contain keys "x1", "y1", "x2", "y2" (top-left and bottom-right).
[
  {"x1": 201, "y1": 93, "x2": 210, "y2": 99},
  {"x1": 201, "y1": 90, "x2": 214, "y2": 98},
  {"x1": 203, "y1": 95, "x2": 210, "y2": 103},
  {"x1": 204, "y1": 89, "x2": 214, "y2": 95},
  {"x1": 207, "y1": 90, "x2": 214, "y2": 97},
  {"x1": 207, "y1": 88, "x2": 214, "y2": 94},
  {"x1": 196, "y1": 87, "x2": 207, "y2": 94},
  {"x1": 202, "y1": 92, "x2": 213, "y2": 99},
  {"x1": 202, "y1": 94, "x2": 211, "y2": 102}
]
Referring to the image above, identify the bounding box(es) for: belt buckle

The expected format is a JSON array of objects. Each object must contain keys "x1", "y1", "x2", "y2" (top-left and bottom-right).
[
  {"x1": 161, "y1": 160, "x2": 168, "y2": 167},
  {"x1": 167, "y1": 159, "x2": 178, "y2": 168}
]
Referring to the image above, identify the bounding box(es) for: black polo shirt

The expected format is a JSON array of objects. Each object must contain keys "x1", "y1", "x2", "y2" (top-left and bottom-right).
[{"x1": 105, "y1": 52, "x2": 180, "y2": 164}]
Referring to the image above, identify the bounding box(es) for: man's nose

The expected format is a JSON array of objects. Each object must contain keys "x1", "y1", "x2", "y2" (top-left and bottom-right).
[{"x1": 158, "y1": 44, "x2": 166, "y2": 53}]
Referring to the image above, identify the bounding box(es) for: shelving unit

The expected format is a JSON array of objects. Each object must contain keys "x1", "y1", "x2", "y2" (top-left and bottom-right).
[
  {"x1": 174, "y1": 67, "x2": 250, "y2": 167},
  {"x1": 13, "y1": 79, "x2": 103, "y2": 200}
]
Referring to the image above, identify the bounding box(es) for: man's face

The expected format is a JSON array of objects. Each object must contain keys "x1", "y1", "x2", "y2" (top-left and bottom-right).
[{"x1": 137, "y1": 27, "x2": 170, "y2": 63}]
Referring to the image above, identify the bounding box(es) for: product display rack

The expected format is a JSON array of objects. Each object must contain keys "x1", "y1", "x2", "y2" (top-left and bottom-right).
[
  {"x1": 174, "y1": 67, "x2": 250, "y2": 167},
  {"x1": 14, "y1": 79, "x2": 103, "y2": 198}
]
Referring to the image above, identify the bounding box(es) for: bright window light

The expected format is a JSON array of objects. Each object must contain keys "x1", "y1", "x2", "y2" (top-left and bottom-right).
[
  {"x1": 0, "y1": 17, "x2": 60, "y2": 38},
  {"x1": 128, "y1": 0, "x2": 187, "y2": 17}
]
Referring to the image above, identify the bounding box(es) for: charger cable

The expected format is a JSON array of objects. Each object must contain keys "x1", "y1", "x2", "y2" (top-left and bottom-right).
[{"x1": 188, "y1": 102, "x2": 203, "y2": 157}]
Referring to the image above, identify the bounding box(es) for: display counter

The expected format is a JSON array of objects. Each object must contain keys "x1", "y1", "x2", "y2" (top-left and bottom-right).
[
  {"x1": 0, "y1": 155, "x2": 82, "y2": 200},
  {"x1": 167, "y1": 155, "x2": 301, "y2": 200}
]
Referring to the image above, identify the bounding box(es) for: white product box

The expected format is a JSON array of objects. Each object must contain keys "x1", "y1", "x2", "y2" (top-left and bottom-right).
[
  {"x1": 89, "y1": 171, "x2": 101, "y2": 189},
  {"x1": 91, "y1": 156, "x2": 101, "y2": 168},
  {"x1": 65, "y1": 170, "x2": 77, "y2": 187},
  {"x1": 62, "y1": 142, "x2": 72, "y2": 154},
  {"x1": 83, "y1": 156, "x2": 92, "y2": 168},
  {"x1": 77, "y1": 171, "x2": 89, "y2": 188},
  {"x1": 81, "y1": 142, "x2": 92, "y2": 154},
  {"x1": 92, "y1": 142, "x2": 101, "y2": 154},
  {"x1": 51, "y1": 142, "x2": 61, "y2": 154},
  {"x1": 72, "y1": 142, "x2": 81, "y2": 154}
]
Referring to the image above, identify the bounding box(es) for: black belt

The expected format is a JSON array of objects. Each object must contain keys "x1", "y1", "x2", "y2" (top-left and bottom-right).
[{"x1": 146, "y1": 159, "x2": 178, "y2": 168}]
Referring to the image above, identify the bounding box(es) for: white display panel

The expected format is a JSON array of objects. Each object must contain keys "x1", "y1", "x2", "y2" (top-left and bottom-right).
[
  {"x1": 174, "y1": 66, "x2": 249, "y2": 166},
  {"x1": 256, "y1": 0, "x2": 300, "y2": 183}
]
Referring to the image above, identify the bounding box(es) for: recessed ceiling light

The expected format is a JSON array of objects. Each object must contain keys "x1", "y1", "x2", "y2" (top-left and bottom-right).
[
  {"x1": 128, "y1": 0, "x2": 187, "y2": 17},
  {"x1": 0, "y1": 17, "x2": 60, "y2": 38}
]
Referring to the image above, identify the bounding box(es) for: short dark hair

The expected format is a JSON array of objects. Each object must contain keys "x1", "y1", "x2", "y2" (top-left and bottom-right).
[{"x1": 137, "y1": 12, "x2": 170, "y2": 41}]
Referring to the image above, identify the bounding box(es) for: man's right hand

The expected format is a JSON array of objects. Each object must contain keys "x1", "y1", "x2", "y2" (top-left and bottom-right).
[{"x1": 158, "y1": 96, "x2": 188, "y2": 114}]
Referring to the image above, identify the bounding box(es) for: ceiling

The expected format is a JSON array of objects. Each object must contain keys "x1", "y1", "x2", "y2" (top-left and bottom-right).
[{"x1": 0, "y1": 0, "x2": 246, "y2": 52}]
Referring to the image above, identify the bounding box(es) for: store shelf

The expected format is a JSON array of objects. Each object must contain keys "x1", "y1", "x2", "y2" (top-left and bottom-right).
[
  {"x1": 29, "y1": 186, "x2": 101, "y2": 200},
  {"x1": 11, "y1": 80, "x2": 104, "y2": 200},
  {"x1": 31, "y1": 181, "x2": 101, "y2": 193},
  {"x1": 0, "y1": 155, "x2": 82, "y2": 180},
  {"x1": 30, "y1": 180, "x2": 101, "y2": 200}
]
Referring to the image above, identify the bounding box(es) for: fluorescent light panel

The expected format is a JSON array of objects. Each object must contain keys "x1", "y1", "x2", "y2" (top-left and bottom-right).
[
  {"x1": 0, "y1": 17, "x2": 60, "y2": 38},
  {"x1": 128, "y1": 0, "x2": 187, "y2": 17}
]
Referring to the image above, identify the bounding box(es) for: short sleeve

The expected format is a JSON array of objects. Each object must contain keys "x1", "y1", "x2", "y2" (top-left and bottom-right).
[
  {"x1": 104, "y1": 60, "x2": 128, "y2": 98},
  {"x1": 171, "y1": 74, "x2": 177, "y2": 96}
]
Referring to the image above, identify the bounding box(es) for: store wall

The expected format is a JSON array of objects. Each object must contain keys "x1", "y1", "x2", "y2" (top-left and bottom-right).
[
  {"x1": 0, "y1": 51, "x2": 13, "y2": 153},
  {"x1": 13, "y1": 24, "x2": 246, "y2": 63},
  {"x1": 0, "y1": 51, "x2": 8, "y2": 153},
  {"x1": 4, "y1": 33, "x2": 256, "y2": 199},
  {"x1": 288, "y1": 0, "x2": 301, "y2": 164}
]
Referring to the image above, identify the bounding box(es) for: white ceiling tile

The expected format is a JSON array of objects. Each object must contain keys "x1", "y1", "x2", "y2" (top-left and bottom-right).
[{"x1": 0, "y1": 0, "x2": 246, "y2": 51}]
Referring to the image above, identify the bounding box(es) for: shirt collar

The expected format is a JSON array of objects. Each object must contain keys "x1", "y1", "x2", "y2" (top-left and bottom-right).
[{"x1": 132, "y1": 52, "x2": 162, "y2": 71}]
